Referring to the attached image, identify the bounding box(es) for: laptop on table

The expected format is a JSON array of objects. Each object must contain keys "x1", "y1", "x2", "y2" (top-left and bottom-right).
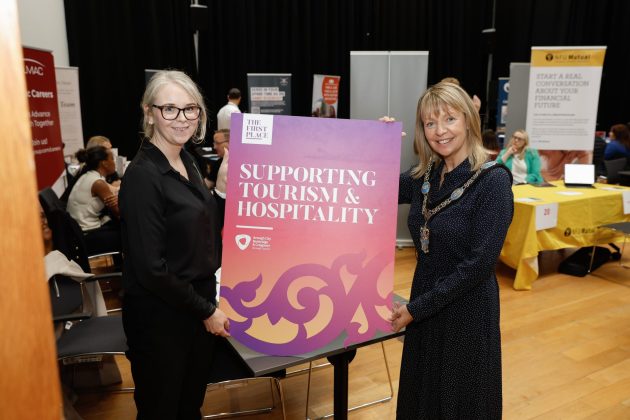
[{"x1": 564, "y1": 163, "x2": 595, "y2": 188}]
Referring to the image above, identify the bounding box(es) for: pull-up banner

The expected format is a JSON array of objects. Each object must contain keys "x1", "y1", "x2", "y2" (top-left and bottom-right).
[
  {"x1": 55, "y1": 66, "x2": 84, "y2": 158},
  {"x1": 311, "y1": 74, "x2": 340, "y2": 118},
  {"x1": 526, "y1": 46, "x2": 606, "y2": 151},
  {"x1": 24, "y1": 47, "x2": 65, "y2": 190},
  {"x1": 247, "y1": 73, "x2": 292, "y2": 115},
  {"x1": 221, "y1": 114, "x2": 402, "y2": 356}
]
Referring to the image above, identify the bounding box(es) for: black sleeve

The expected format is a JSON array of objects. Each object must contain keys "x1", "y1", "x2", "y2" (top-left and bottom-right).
[{"x1": 120, "y1": 163, "x2": 216, "y2": 320}]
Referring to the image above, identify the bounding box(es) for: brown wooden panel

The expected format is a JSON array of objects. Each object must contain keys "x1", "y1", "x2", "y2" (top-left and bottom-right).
[{"x1": 0, "y1": 0, "x2": 62, "y2": 418}]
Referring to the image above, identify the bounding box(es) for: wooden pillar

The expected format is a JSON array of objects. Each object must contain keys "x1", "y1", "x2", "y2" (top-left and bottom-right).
[{"x1": 0, "y1": 0, "x2": 62, "y2": 418}]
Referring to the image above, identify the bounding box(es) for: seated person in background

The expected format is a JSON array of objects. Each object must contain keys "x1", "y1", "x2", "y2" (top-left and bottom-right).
[
  {"x1": 62, "y1": 135, "x2": 120, "y2": 203},
  {"x1": 496, "y1": 129, "x2": 543, "y2": 184},
  {"x1": 482, "y1": 129, "x2": 500, "y2": 160},
  {"x1": 208, "y1": 129, "x2": 230, "y2": 188},
  {"x1": 86, "y1": 135, "x2": 121, "y2": 187},
  {"x1": 66, "y1": 146, "x2": 121, "y2": 257},
  {"x1": 86, "y1": 135, "x2": 112, "y2": 150},
  {"x1": 604, "y1": 123, "x2": 630, "y2": 161}
]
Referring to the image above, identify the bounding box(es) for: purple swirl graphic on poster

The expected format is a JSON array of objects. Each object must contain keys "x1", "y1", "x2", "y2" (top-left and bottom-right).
[{"x1": 221, "y1": 251, "x2": 392, "y2": 356}]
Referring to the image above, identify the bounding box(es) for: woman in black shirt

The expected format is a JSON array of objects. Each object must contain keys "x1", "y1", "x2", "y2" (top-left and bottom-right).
[{"x1": 119, "y1": 70, "x2": 230, "y2": 420}]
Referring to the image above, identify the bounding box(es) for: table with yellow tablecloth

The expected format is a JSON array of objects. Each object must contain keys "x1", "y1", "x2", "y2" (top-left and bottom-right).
[{"x1": 501, "y1": 182, "x2": 630, "y2": 290}]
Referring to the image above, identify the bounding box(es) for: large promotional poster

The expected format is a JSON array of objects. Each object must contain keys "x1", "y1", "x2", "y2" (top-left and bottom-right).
[
  {"x1": 247, "y1": 73, "x2": 292, "y2": 115},
  {"x1": 221, "y1": 114, "x2": 402, "y2": 356},
  {"x1": 24, "y1": 47, "x2": 65, "y2": 190},
  {"x1": 526, "y1": 46, "x2": 606, "y2": 151},
  {"x1": 311, "y1": 74, "x2": 340, "y2": 118}
]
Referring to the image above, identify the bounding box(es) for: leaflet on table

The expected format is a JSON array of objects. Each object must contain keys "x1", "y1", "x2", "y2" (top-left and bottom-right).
[
  {"x1": 221, "y1": 113, "x2": 402, "y2": 356},
  {"x1": 515, "y1": 197, "x2": 542, "y2": 203},
  {"x1": 623, "y1": 191, "x2": 630, "y2": 215}
]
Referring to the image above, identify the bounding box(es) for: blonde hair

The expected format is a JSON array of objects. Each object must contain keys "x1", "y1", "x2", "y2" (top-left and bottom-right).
[
  {"x1": 440, "y1": 77, "x2": 461, "y2": 86},
  {"x1": 141, "y1": 70, "x2": 207, "y2": 143},
  {"x1": 86, "y1": 135, "x2": 112, "y2": 149},
  {"x1": 509, "y1": 129, "x2": 529, "y2": 159},
  {"x1": 411, "y1": 82, "x2": 487, "y2": 178}
]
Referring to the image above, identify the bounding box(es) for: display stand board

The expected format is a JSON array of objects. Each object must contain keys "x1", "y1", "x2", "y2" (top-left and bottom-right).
[
  {"x1": 350, "y1": 51, "x2": 428, "y2": 247},
  {"x1": 24, "y1": 46, "x2": 65, "y2": 193},
  {"x1": 247, "y1": 73, "x2": 291, "y2": 115}
]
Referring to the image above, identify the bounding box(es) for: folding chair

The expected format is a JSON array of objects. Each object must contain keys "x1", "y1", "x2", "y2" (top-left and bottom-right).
[
  {"x1": 49, "y1": 274, "x2": 131, "y2": 393},
  {"x1": 591, "y1": 222, "x2": 630, "y2": 270}
]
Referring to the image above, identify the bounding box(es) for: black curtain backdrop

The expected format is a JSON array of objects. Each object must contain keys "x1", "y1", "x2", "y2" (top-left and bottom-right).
[
  {"x1": 198, "y1": 0, "x2": 491, "y2": 124},
  {"x1": 65, "y1": 0, "x2": 629, "y2": 159},
  {"x1": 64, "y1": 0, "x2": 196, "y2": 158},
  {"x1": 494, "y1": 0, "x2": 630, "y2": 133}
]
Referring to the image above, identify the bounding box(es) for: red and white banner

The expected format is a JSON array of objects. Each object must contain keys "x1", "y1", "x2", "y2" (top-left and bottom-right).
[
  {"x1": 24, "y1": 47, "x2": 65, "y2": 191},
  {"x1": 311, "y1": 74, "x2": 340, "y2": 118}
]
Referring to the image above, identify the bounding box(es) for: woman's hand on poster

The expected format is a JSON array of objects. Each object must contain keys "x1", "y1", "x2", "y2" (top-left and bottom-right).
[
  {"x1": 215, "y1": 148, "x2": 229, "y2": 195},
  {"x1": 389, "y1": 301, "x2": 413, "y2": 333},
  {"x1": 204, "y1": 308, "x2": 231, "y2": 337},
  {"x1": 379, "y1": 116, "x2": 406, "y2": 137}
]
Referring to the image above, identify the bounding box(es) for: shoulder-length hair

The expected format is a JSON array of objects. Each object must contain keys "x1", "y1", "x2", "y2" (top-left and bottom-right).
[
  {"x1": 411, "y1": 82, "x2": 487, "y2": 178},
  {"x1": 140, "y1": 70, "x2": 208, "y2": 143},
  {"x1": 509, "y1": 129, "x2": 530, "y2": 159}
]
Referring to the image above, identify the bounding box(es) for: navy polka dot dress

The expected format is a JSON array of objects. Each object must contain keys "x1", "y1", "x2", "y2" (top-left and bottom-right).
[{"x1": 397, "y1": 159, "x2": 513, "y2": 419}]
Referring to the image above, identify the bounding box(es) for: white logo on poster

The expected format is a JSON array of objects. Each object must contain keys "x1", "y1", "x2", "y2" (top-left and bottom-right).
[
  {"x1": 24, "y1": 58, "x2": 46, "y2": 76},
  {"x1": 242, "y1": 114, "x2": 273, "y2": 145},
  {"x1": 235, "y1": 234, "x2": 252, "y2": 250}
]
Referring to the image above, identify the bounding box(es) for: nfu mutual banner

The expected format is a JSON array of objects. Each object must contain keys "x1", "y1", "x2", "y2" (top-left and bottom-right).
[
  {"x1": 526, "y1": 46, "x2": 606, "y2": 151},
  {"x1": 221, "y1": 113, "x2": 402, "y2": 356}
]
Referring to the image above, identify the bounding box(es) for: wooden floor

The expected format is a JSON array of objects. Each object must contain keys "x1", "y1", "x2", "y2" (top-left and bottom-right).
[{"x1": 73, "y1": 246, "x2": 630, "y2": 419}]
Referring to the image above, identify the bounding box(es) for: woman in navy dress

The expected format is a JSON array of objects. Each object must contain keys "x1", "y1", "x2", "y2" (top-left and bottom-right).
[{"x1": 390, "y1": 82, "x2": 514, "y2": 419}]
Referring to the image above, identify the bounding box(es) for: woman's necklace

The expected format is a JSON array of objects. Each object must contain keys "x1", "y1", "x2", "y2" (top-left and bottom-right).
[{"x1": 419, "y1": 159, "x2": 497, "y2": 254}]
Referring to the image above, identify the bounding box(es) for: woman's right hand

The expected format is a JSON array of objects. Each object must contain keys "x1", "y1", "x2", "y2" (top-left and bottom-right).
[
  {"x1": 388, "y1": 302, "x2": 412, "y2": 333},
  {"x1": 203, "y1": 308, "x2": 231, "y2": 337},
  {"x1": 504, "y1": 146, "x2": 516, "y2": 159}
]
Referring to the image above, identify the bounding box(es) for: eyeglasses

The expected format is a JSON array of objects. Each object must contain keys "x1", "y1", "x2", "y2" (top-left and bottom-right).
[
  {"x1": 512, "y1": 135, "x2": 526, "y2": 141},
  {"x1": 152, "y1": 104, "x2": 201, "y2": 120},
  {"x1": 213, "y1": 139, "x2": 229, "y2": 146}
]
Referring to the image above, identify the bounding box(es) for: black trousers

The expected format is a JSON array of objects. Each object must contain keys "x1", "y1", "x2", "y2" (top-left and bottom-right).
[{"x1": 122, "y1": 293, "x2": 217, "y2": 420}]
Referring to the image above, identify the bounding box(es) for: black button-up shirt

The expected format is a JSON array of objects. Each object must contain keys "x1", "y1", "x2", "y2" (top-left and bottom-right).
[{"x1": 119, "y1": 141, "x2": 222, "y2": 319}]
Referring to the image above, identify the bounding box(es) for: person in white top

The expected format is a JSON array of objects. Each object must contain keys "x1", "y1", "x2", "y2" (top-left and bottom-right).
[
  {"x1": 216, "y1": 88, "x2": 241, "y2": 130},
  {"x1": 66, "y1": 146, "x2": 121, "y2": 256}
]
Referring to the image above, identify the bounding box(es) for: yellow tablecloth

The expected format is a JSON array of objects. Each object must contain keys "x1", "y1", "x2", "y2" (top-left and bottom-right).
[{"x1": 500, "y1": 182, "x2": 630, "y2": 290}]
